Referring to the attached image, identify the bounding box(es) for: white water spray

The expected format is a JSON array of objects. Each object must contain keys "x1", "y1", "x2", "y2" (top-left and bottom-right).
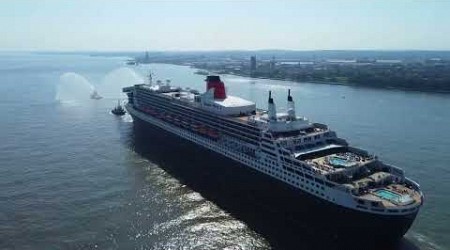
[
  {"x1": 56, "y1": 72, "x2": 97, "y2": 104},
  {"x1": 96, "y1": 67, "x2": 144, "y2": 99}
]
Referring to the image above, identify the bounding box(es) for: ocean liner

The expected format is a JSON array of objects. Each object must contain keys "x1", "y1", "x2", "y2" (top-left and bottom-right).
[{"x1": 123, "y1": 75, "x2": 423, "y2": 242}]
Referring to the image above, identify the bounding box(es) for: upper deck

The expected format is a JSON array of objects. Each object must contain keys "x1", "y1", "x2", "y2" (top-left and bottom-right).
[
  {"x1": 299, "y1": 146, "x2": 422, "y2": 208},
  {"x1": 135, "y1": 83, "x2": 319, "y2": 137},
  {"x1": 304, "y1": 149, "x2": 376, "y2": 175},
  {"x1": 133, "y1": 75, "x2": 322, "y2": 137},
  {"x1": 356, "y1": 183, "x2": 422, "y2": 208}
]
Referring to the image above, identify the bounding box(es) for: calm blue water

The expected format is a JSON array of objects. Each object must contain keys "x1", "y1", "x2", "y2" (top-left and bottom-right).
[{"x1": 0, "y1": 53, "x2": 449, "y2": 249}]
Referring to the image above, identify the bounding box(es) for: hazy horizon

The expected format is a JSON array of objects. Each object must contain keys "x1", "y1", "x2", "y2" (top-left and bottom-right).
[
  {"x1": 1, "y1": 0, "x2": 449, "y2": 51},
  {"x1": 3, "y1": 49, "x2": 450, "y2": 53}
]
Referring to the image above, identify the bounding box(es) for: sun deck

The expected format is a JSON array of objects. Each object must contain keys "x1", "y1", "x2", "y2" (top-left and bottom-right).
[
  {"x1": 357, "y1": 184, "x2": 422, "y2": 208},
  {"x1": 234, "y1": 110, "x2": 264, "y2": 123},
  {"x1": 302, "y1": 148, "x2": 375, "y2": 175}
]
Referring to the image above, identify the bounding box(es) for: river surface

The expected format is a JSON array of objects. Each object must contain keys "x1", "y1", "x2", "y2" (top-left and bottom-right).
[{"x1": 0, "y1": 53, "x2": 448, "y2": 249}]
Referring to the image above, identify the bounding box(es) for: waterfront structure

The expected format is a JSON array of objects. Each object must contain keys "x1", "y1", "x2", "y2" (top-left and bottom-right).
[{"x1": 250, "y1": 56, "x2": 257, "y2": 72}]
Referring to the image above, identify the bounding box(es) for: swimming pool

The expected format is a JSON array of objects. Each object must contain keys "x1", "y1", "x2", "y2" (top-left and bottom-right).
[
  {"x1": 374, "y1": 189, "x2": 414, "y2": 205},
  {"x1": 328, "y1": 156, "x2": 355, "y2": 168},
  {"x1": 375, "y1": 189, "x2": 401, "y2": 201}
]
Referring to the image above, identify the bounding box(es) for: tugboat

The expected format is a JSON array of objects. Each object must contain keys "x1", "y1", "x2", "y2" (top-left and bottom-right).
[
  {"x1": 126, "y1": 59, "x2": 138, "y2": 66},
  {"x1": 111, "y1": 100, "x2": 126, "y2": 116},
  {"x1": 90, "y1": 90, "x2": 102, "y2": 100}
]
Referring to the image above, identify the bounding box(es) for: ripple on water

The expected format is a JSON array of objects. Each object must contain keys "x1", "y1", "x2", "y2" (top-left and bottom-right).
[
  {"x1": 148, "y1": 203, "x2": 268, "y2": 249},
  {"x1": 118, "y1": 160, "x2": 270, "y2": 249},
  {"x1": 407, "y1": 232, "x2": 443, "y2": 250}
]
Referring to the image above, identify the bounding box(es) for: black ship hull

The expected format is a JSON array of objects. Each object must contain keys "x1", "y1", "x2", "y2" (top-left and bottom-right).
[{"x1": 128, "y1": 112, "x2": 418, "y2": 249}]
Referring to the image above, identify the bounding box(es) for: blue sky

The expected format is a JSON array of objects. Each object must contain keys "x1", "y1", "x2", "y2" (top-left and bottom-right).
[{"x1": 1, "y1": 0, "x2": 449, "y2": 51}]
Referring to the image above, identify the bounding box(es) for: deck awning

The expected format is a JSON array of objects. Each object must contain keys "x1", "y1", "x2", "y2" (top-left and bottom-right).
[{"x1": 294, "y1": 144, "x2": 344, "y2": 159}]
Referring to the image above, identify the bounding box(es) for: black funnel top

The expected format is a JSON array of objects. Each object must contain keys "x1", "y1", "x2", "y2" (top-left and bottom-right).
[
  {"x1": 269, "y1": 91, "x2": 273, "y2": 104},
  {"x1": 288, "y1": 89, "x2": 293, "y2": 102},
  {"x1": 206, "y1": 75, "x2": 221, "y2": 81}
]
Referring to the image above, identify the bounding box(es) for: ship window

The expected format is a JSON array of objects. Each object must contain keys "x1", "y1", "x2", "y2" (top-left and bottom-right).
[
  {"x1": 325, "y1": 182, "x2": 335, "y2": 188},
  {"x1": 314, "y1": 178, "x2": 324, "y2": 184}
]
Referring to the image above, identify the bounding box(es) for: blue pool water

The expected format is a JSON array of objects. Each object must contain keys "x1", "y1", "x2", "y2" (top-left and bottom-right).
[
  {"x1": 328, "y1": 156, "x2": 352, "y2": 168},
  {"x1": 375, "y1": 189, "x2": 415, "y2": 205},
  {"x1": 375, "y1": 189, "x2": 402, "y2": 202}
]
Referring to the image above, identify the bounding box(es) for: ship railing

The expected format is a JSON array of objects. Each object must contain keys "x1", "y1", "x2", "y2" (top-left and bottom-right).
[
  {"x1": 275, "y1": 130, "x2": 331, "y2": 142},
  {"x1": 404, "y1": 177, "x2": 421, "y2": 192},
  {"x1": 312, "y1": 122, "x2": 328, "y2": 130},
  {"x1": 385, "y1": 164, "x2": 405, "y2": 177},
  {"x1": 347, "y1": 147, "x2": 371, "y2": 157},
  {"x1": 334, "y1": 183, "x2": 353, "y2": 193},
  {"x1": 256, "y1": 108, "x2": 267, "y2": 113}
]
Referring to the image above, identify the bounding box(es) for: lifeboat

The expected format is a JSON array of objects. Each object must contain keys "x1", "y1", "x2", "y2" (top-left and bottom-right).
[
  {"x1": 181, "y1": 121, "x2": 189, "y2": 128},
  {"x1": 191, "y1": 124, "x2": 200, "y2": 131},
  {"x1": 208, "y1": 129, "x2": 220, "y2": 139},
  {"x1": 208, "y1": 130, "x2": 217, "y2": 136}
]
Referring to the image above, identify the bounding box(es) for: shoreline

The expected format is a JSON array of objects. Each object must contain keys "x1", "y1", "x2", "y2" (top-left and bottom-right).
[{"x1": 191, "y1": 67, "x2": 450, "y2": 95}]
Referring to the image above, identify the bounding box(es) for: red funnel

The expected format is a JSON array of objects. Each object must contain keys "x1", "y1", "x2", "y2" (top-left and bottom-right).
[{"x1": 206, "y1": 76, "x2": 226, "y2": 99}]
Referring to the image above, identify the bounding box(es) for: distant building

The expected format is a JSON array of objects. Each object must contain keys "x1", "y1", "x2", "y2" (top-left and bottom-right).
[
  {"x1": 269, "y1": 56, "x2": 276, "y2": 72},
  {"x1": 250, "y1": 56, "x2": 257, "y2": 72}
]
